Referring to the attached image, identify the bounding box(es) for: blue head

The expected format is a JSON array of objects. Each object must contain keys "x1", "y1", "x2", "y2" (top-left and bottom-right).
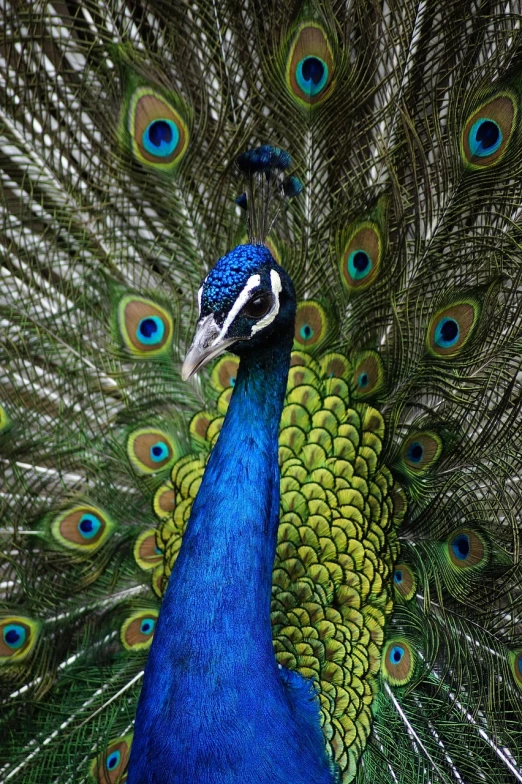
[{"x1": 182, "y1": 243, "x2": 296, "y2": 379}]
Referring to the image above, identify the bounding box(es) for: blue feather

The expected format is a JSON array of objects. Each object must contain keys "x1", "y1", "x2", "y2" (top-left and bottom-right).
[{"x1": 129, "y1": 246, "x2": 332, "y2": 783}]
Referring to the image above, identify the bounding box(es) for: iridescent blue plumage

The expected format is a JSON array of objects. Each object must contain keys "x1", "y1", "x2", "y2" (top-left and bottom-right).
[{"x1": 128, "y1": 244, "x2": 333, "y2": 784}]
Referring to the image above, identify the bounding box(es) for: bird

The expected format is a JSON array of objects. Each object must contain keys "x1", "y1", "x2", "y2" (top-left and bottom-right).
[{"x1": 1, "y1": 0, "x2": 522, "y2": 783}]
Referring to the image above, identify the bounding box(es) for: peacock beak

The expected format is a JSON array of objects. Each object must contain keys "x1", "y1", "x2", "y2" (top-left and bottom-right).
[{"x1": 181, "y1": 314, "x2": 238, "y2": 381}]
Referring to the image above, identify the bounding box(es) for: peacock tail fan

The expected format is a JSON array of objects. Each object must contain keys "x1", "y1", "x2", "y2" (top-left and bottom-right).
[{"x1": 0, "y1": 1, "x2": 522, "y2": 783}]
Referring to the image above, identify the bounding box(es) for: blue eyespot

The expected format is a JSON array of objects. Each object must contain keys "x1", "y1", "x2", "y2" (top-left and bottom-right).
[
  {"x1": 142, "y1": 119, "x2": 180, "y2": 158},
  {"x1": 391, "y1": 645, "x2": 404, "y2": 664},
  {"x1": 300, "y1": 324, "x2": 313, "y2": 341},
  {"x1": 434, "y1": 317, "x2": 460, "y2": 348},
  {"x1": 140, "y1": 618, "x2": 156, "y2": 635},
  {"x1": 137, "y1": 316, "x2": 165, "y2": 346},
  {"x1": 155, "y1": 546, "x2": 163, "y2": 556},
  {"x1": 406, "y1": 441, "x2": 424, "y2": 463},
  {"x1": 106, "y1": 750, "x2": 121, "y2": 770},
  {"x1": 150, "y1": 441, "x2": 169, "y2": 463},
  {"x1": 518, "y1": 655, "x2": 522, "y2": 676},
  {"x1": 394, "y1": 569, "x2": 403, "y2": 585},
  {"x1": 296, "y1": 56, "x2": 328, "y2": 97},
  {"x1": 468, "y1": 118, "x2": 502, "y2": 157},
  {"x1": 348, "y1": 250, "x2": 372, "y2": 281},
  {"x1": 230, "y1": 376, "x2": 236, "y2": 387},
  {"x1": 78, "y1": 514, "x2": 102, "y2": 540},
  {"x1": 3, "y1": 624, "x2": 26, "y2": 649},
  {"x1": 451, "y1": 533, "x2": 470, "y2": 561},
  {"x1": 358, "y1": 372, "x2": 369, "y2": 388}
]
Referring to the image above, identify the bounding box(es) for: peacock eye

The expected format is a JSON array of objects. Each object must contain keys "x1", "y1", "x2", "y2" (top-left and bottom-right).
[
  {"x1": 296, "y1": 56, "x2": 328, "y2": 97},
  {"x1": 142, "y1": 119, "x2": 179, "y2": 158},
  {"x1": 242, "y1": 294, "x2": 271, "y2": 319}
]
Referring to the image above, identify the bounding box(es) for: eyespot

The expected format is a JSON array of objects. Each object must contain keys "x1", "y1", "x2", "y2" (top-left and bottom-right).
[
  {"x1": 434, "y1": 317, "x2": 459, "y2": 347},
  {"x1": 400, "y1": 432, "x2": 442, "y2": 475},
  {"x1": 127, "y1": 87, "x2": 188, "y2": 169},
  {"x1": 50, "y1": 505, "x2": 114, "y2": 552},
  {"x1": 468, "y1": 119, "x2": 502, "y2": 157},
  {"x1": 242, "y1": 294, "x2": 271, "y2": 319},
  {"x1": 351, "y1": 352, "x2": 384, "y2": 399},
  {"x1": 393, "y1": 563, "x2": 416, "y2": 600},
  {"x1": 77, "y1": 513, "x2": 101, "y2": 539},
  {"x1": 382, "y1": 639, "x2": 415, "y2": 685},
  {"x1": 134, "y1": 529, "x2": 163, "y2": 571},
  {"x1": 142, "y1": 119, "x2": 179, "y2": 158},
  {"x1": 461, "y1": 94, "x2": 516, "y2": 168},
  {"x1": 127, "y1": 428, "x2": 179, "y2": 475},
  {"x1": 117, "y1": 296, "x2": 173, "y2": 357},
  {"x1": 0, "y1": 617, "x2": 39, "y2": 662},
  {"x1": 427, "y1": 301, "x2": 479, "y2": 357},
  {"x1": 121, "y1": 610, "x2": 158, "y2": 651},
  {"x1": 3, "y1": 624, "x2": 26, "y2": 649},
  {"x1": 286, "y1": 23, "x2": 335, "y2": 106},
  {"x1": 150, "y1": 441, "x2": 169, "y2": 462},
  {"x1": 211, "y1": 355, "x2": 240, "y2": 392},
  {"x1": 340, "y1": 223, "x2": 383, "y2": 292},
  {"x1": 138, "y1": 316, "x2": 165, "y2": 345},
  {"x1": 296, "y1": 55, "x2": 328, "y2": 96},
  {"x1": 90, "y1": 734, "x2": 132, "y2": 784},
  {"x1": 448, "y1": 528, "x2": 487, "y2": 569},
  {"x1": 294, "y1": 301, "x2": 328, "y2": 350},
  {"x1": 407, "y1": 441, "x2": 423, "y2": 462},
  {"x1": 349, "y1": 250, "x2": 371, "y2": 278}
]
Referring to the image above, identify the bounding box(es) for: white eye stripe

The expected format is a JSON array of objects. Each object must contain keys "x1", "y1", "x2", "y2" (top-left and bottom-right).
[
  {"x1": 251, "y1": 270, "x2": 282, "y2": 335},
  {"x1": 211, "y1": 270, "x2": 282, "y2": 346},
  {"x1": 197, "y1": 286, "x2": 203, "y2": 315},
  {"x1": 216, "y1": 274, "x2": 261, "y2": 343}
]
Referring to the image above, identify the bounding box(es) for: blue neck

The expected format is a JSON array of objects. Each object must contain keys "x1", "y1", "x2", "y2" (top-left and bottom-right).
[
  {"x1": 172, "y1": 336, "x2": 291, "y2": 647},
  {"x1": 129, "y1": 329, "x2": 333, "y2": 784}
]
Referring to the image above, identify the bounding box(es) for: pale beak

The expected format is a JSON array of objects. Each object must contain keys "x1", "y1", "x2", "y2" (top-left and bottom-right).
[{"x1": 181, "y1": 314, "x2": 237, "y2": 381}]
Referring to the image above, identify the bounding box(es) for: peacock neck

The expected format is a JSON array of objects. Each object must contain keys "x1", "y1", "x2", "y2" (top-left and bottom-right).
[
  {"x1": 131, "y1": 329, "x2": 295, "y2": 742},
  {"x1": 130, "y1": 325, "x2": 334, "y2": 783},
  {"x1": 168, "y1": 330, "x2": 293, "y2": 650}
]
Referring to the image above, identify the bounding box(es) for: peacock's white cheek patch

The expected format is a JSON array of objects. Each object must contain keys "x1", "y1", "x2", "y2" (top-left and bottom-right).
[
  {"x1": 251, "y1": 270, "x2": 282, "y2": 335},
  {"x1": 219, "y1": 270, "x2": 282, "y2": 340},
  {"x1": 219, "y1": 273, "x2": 262, "y2": 339}
]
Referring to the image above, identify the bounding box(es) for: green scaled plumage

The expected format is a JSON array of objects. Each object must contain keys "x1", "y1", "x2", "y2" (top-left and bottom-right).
[{"x1": 1, "y1": 1, "x2": 522, "y2": 783}]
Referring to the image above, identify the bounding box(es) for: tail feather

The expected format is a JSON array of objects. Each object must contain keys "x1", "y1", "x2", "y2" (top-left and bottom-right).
[{"x1": 1, "y1": 1, "x2": 522, "y2": 782}]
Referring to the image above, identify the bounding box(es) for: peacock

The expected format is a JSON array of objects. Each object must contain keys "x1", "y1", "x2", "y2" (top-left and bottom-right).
[{"x1": 1, "y1": 0, "x2": 522, "y2": 782}]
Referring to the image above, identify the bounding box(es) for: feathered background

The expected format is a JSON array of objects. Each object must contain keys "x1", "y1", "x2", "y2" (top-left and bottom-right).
[{"x1": 1, "y1": 1, "x2": 522, "y2": 782}]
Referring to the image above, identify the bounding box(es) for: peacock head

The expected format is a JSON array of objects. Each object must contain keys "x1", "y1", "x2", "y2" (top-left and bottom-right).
[{"x1": 182, "y1": 243, "x2": 296, "y2": 380}]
